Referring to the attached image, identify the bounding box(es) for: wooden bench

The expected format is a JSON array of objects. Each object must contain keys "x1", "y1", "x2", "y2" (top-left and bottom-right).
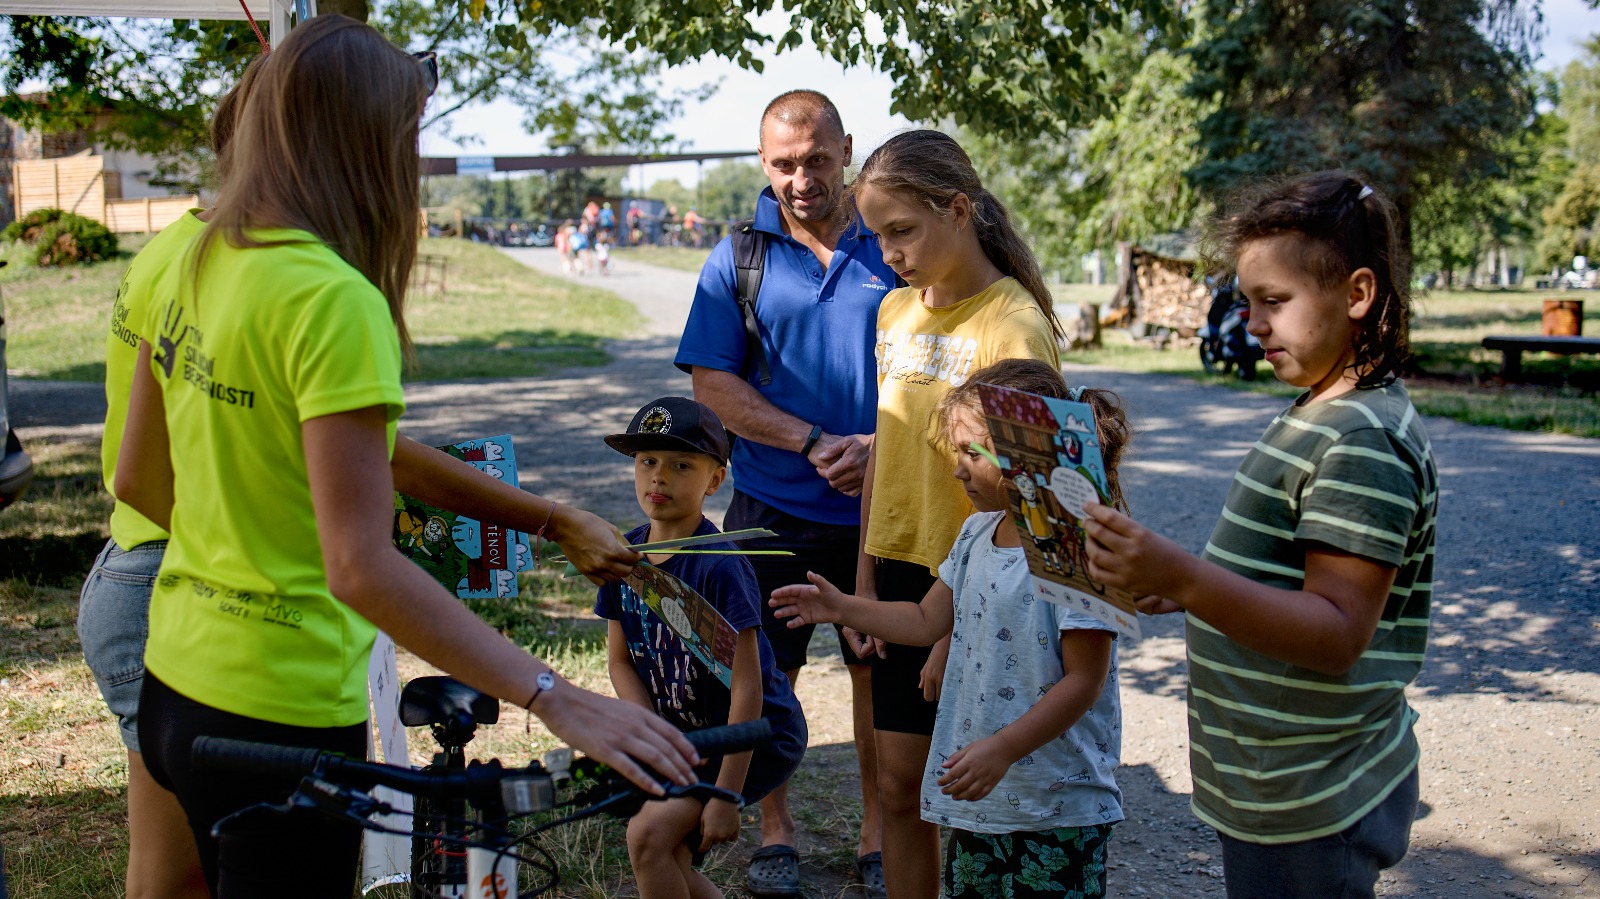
[{"x1": 1480, "y1": 335, "x2": 1600, "y2": 379}]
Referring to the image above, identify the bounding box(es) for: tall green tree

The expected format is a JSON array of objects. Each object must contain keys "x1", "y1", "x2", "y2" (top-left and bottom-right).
[
  {"x1": 959, "y1": 22, "x2": 1212, "y2": 275},
  {"x1": 1186, "y1": 0, "x2": 1540, "y2": 252}
]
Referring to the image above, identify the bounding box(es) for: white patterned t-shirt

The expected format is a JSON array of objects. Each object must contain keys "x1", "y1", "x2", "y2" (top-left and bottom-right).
[{"x1": 924, "y1": 511, "x2": 1124, "y2": 834}]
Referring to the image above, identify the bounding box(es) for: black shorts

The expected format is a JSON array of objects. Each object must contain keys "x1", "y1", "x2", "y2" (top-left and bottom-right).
[
  {"x1": 139, "y1": 673, "x2": 366, "y2": 898},
  {"x1": 724, "y1": 491, "x2": 867, "y2": 673},
  {"x1": 867, "y1": 557, "x2": 940, "y2": 735}
]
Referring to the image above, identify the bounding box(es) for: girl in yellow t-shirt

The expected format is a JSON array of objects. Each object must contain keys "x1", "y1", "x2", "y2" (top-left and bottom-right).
[
  {"x1": 114, "y1": 17, "x2": 697, "y2": 898},
  {"x1": 846, "y1": 129, "x2": 1062, "y2": 899}
]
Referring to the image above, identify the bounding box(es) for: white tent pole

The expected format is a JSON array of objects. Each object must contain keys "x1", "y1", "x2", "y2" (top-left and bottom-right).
[{"x1": 271, "y1": 0, "x2": 289, "y2": 38}]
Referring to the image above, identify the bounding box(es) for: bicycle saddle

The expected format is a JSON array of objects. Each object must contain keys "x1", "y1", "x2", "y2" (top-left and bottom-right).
[{"x1": 399, "y1": 676, "x2": 500, "y2": 728}]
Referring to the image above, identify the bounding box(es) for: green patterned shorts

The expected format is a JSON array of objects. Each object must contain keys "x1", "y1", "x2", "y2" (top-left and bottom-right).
[{"x1": 943, "y1": 823, "x2": 1113, "y2": 899}]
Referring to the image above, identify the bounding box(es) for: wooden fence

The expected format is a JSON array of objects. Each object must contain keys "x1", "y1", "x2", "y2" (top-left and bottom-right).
[{"x1": 12, "y1": 154, "x2": 197, "y2": 233}]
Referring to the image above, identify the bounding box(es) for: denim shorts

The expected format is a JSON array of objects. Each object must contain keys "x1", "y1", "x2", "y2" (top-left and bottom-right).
[{"x1": 77, "y1": 538, "x2": 166, "y2": 752}]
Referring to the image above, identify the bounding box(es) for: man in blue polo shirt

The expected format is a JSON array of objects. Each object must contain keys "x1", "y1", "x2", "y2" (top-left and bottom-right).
[{"x1": 675, "y1": 90, "x2": 893, "y2": 899}]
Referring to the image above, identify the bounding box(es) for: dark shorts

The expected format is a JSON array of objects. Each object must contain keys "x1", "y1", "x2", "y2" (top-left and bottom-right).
[
  {"x1": 867, "y1": 557, "x2": 939, "y2": 735},
  {"x1": 945, "y1": 823, "x2": 1113, "y2": 898},
  {"x1": 139, "y1": 673, "x2": 366, "y2": 898},
  {"x1": 1215, "y1": 768, "x2": 1419, "y2": 899},
  {"x1": 724, "y1": 490, "x2": 866, "y2": 672}
]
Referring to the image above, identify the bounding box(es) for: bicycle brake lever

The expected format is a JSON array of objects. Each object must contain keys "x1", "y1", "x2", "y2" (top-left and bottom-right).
[{"x1": 662, "y1": 782, "x2": 744, "y2": 806}]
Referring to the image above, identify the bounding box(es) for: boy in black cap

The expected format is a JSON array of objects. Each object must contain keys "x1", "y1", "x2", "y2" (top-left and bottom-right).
[{"x1": 595, "y1": 397, "x2": 807, "y2": 899}]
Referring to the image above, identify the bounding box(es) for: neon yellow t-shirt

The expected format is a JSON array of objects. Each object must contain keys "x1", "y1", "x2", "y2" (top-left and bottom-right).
[
  {"x1": 103, "y1": 210, "x2": 205, "y2": 551},
  {"x1": 140, "y1": 230, "x2": 405, "y2": 728},
  {"x1": 866, "y1": 277, "x2": 1059, "y2": 574}
]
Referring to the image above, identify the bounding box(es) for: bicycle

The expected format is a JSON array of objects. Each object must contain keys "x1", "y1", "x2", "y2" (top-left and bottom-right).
[{"x1": 192, "y1": 676, "x2": 772, "y2": 899}]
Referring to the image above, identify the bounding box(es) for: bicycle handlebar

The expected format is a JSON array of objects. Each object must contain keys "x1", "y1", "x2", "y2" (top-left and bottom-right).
[{"x1": 193, "y1": 717, "x2": 774, "y2": 806}]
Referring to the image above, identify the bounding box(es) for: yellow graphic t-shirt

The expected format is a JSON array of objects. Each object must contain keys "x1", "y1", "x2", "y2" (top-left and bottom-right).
[
  {"x1": 866, "y1": 277, "x2": 1059, "y2": 573},
  {"x1": 103, "y1": 210, "x2": 205, "y2": 551},
  {"x1": 140, "y1": 230, "x2": 404, "y2": 728}
]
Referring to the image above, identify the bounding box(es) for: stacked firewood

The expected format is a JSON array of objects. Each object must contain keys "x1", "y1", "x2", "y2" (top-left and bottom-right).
[{"x1": 1132, "y1": 254, "x2": 1209, "y2": 336}]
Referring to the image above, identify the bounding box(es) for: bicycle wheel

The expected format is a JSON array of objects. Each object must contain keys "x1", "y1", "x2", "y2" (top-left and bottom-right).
[{"x1": 1199, "y1": 339, "x2": 1226, "y2": 376}]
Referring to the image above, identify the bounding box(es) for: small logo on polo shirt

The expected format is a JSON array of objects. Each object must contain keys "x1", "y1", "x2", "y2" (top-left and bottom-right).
[{"x1": 861, "y1": 274, "x2": 889, "y2": 291}]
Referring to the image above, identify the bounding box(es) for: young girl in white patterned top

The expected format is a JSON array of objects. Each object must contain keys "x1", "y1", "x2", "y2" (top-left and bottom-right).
[{"x1": 773, "y1": 358, "x2": 1132, "y2": 898}]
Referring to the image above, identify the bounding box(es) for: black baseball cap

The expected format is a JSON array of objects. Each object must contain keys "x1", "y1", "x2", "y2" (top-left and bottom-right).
[{"x1": 605, "y1": 396, "x2": 731, "y2": 465}]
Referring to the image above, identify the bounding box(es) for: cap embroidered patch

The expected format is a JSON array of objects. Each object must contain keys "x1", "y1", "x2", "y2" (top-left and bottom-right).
[{"x1": 640, "y1": 406, "x2": 672, "y2": 434}]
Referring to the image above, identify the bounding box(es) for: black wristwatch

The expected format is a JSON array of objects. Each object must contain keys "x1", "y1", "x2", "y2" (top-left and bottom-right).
[{"x1": 800, "y1": 424, "x2": 823, "y2": 458}]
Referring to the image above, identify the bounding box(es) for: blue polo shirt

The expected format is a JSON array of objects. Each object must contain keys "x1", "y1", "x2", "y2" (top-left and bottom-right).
[{"x1": 675, "y1": 187, "x2": 894, "y2": 525}]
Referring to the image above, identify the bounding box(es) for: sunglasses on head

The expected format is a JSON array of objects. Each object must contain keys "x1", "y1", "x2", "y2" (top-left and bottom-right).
[{"x1": 412, "y1": 51, "x2": 439, "y2": 98}]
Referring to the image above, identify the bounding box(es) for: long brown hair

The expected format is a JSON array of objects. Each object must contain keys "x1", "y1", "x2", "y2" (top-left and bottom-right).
[
  {"x1": 934, "y1": 359, "x2": 1133, "y2": 512},
  {"x1": 195, "y1": 14, "x2": 425, "y2": 356},
  {"x1": 1208, "y1": 170, "x2": 1411, "y2": 386},
  {"x1": 852, "y1": 129, "x2": 1064, "y2": 343}
]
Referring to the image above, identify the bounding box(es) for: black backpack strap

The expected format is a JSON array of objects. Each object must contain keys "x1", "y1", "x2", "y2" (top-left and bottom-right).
[{"x1": 731, "y1": 219, "x2": 772, "y2": 386}]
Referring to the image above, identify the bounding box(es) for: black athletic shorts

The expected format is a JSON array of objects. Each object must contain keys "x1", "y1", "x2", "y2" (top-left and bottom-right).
[
  {"x1": 867, "y1": 557, "x2": 940, "y2": 735},
  {"x1": 724, "y1": 490, "x2": 868, "y2": 673},
  {"x1": 139, "y1": 673, "x2": 366, "y2": 898}
]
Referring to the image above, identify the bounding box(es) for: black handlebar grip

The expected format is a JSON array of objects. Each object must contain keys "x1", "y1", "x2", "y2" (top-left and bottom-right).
[
  {"x1": 191, "y1": 736, "x2": 326, "y2": 779},
  {"x1": 683, "y1": 719, "x2": 773, "y2": 757}
]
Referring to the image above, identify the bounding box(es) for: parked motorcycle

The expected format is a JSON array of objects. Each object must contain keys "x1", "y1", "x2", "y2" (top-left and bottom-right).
[{"x1": 1198, "y1": 275, "x2": 1263, "y2": 381}]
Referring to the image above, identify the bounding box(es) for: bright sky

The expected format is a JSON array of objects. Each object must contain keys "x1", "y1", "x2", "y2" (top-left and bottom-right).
[{"x1": 420, "y1": 2, "x2": 1600, "y2": 191}]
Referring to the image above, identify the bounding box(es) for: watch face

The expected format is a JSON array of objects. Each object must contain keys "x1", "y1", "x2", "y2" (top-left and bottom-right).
[{"x1": 537, "y1": 671, "x2": 557, "y2": 690}]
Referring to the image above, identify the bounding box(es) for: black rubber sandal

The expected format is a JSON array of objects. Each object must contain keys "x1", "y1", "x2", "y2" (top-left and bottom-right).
[
  {"x1": 855, "y1": 851, "x2": 887, "y2": 899},
  {"x1": 746, "y1": 843, "x2": 801, "y2": 897}
]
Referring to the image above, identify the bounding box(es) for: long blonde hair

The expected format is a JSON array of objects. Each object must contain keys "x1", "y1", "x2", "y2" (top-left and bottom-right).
[
  {"x1": 852, "y1": 130, "x2": 1064, "y2": 343},
  {"x1": 197, "y1": 14, "x2": 425, "y2": 356}
]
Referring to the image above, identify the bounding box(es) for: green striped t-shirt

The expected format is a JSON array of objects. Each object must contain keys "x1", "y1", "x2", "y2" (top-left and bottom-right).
[{"x1": 1188, "y1": 380, "x2": 1437, "y2": 843}]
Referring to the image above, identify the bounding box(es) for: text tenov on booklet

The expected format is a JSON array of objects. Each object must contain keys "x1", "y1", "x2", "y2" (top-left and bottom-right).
[
  {"x1": 391, "y1": 434, "x2": 533, "y2": 599},
  {"x1": 976, "y1": 383, "x2": 1141, "y2": 638}
]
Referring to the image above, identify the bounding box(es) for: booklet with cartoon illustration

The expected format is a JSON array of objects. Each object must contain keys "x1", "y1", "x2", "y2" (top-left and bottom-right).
[
  {"x1": 976, "y1": 383, "x2": 1141, "y2": 638},
  {"x1": 624, "y1": 564, "x2": 740, "y2": 688},
  {"x1": 392, "y1": 434, "x2": 532, "y2": 599}
]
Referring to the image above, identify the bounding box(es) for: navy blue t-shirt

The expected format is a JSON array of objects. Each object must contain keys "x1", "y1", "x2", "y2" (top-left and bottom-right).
[
  {"x1": 595, "y1": 519, "x2": 805, "y2": 757},
  {"x1": 674, "y1": 187, "x2": 895, "y2": 525}
]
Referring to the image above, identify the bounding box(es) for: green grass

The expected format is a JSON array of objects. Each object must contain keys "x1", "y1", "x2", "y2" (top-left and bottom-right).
[
  {"x1": 1, "y1": 236, "x2": 644, "y2": 382},
  {"x1": 613, "y1": 244, "x2": 712, "y2": 273},
  {"x1": 0, "y1": 440, "x2": 112, "y2": 585}
]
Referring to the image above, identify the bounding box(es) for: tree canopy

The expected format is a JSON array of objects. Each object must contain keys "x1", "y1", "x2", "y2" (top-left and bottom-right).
[
  {"x1": 1, "y1": 4, "x2": 708, "y2": 190},
  {"x1": 1186, "y1": 0, "x2": 1541, "y2": 252}
]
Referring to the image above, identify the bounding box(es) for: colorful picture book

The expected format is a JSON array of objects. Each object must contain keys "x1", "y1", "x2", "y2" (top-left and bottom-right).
[
  {"x1": 392, "y1": 434, "x2": 532, "y2": 598},
  {"x1": 976, "y1": 383, "x2": 1141, "y2": 638},
  {"x1": 624, "y1": 563, "x2": 740, "y2": 688}
]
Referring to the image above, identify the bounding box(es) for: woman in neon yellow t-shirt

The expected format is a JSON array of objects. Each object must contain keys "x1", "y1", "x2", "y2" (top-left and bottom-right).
[
  {"x1": 846, "y1": 129, "x2": 1063, "y2": 899},
  {"x1": 114, "y1": 17, "x2": 697, "y2": 897}
]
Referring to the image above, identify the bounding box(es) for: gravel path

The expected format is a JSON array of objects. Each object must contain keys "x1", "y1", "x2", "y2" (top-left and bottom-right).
[{"x1": 10, "y1": 248, "x2": 1597, "y2": 898}]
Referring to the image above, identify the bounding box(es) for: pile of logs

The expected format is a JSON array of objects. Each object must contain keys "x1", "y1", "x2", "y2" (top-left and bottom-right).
[{"x1": 1108, "y1": 242, "x2": 1210, "y2": 337}]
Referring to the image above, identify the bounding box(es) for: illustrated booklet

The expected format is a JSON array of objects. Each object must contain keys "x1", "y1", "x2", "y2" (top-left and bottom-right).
[
  {"x1": 976, "y1": 383, "x2": 1141, "y2": 638},
  {"x1": 391, "y1": 434, "x2": 533, "y2": 599},
  {"x1": 623, "y1": 562, "x2": 740, "y2": 689}
]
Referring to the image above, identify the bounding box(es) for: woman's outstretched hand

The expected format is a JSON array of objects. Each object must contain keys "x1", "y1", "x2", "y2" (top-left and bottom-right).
[
  {"x1": 532, "y1": 678, "x2": 699, "y2": 795},
  {"x1": 550, "y1": 505, "x2": 643, "y2": 585}
]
